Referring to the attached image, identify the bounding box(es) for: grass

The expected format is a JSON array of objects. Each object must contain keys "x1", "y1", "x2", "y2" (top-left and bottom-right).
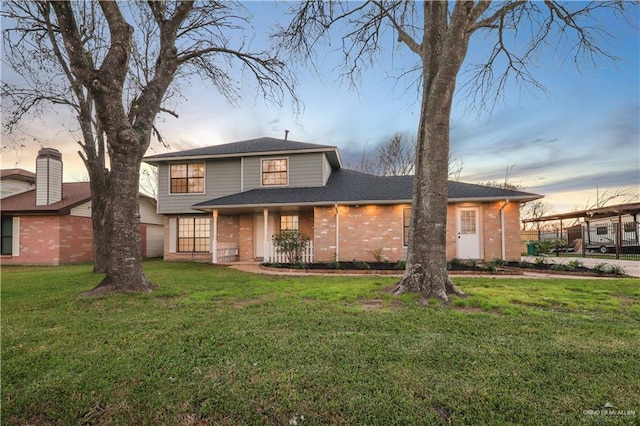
[{"x1": 2, "y1": 260, "x2": 639, "y2": 425}]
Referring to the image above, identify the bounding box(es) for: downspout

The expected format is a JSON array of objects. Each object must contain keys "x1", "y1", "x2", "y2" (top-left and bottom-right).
[
  {"x1": 211, "y1": 209, "x2": 218, "y2": 264},
  {"x1": 499, "y1": 199, "x2": 510, "y2": 260},
  {"x1": 335, "y1": 204, "x2": 339, "y2": 262}
]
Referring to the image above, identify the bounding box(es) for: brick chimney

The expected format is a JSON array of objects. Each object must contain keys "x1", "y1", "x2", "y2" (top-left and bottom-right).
[{"x1": 36, "y1": 148, "x2": 63, "y2": 206}]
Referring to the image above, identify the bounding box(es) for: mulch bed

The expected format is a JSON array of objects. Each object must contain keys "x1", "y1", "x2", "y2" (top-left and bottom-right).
[{"x1": 261, "y1": 260, "x2": 631, "y2": 277}]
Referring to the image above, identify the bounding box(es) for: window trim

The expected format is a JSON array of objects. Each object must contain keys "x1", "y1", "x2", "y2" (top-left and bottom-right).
[
  {"x1": 177, "y1": 216, "x2": 210, "y2": 253},
  {"x1": 280, "y1": 214, "x2": 299, "y2": 231},
  {"x1": 169, "y1": 162, "x2": 205, "y2": 195},
  {"x1": 403, "y1": 207, "x2": 411, "y2": 247},
  {"x1": 261, "y1": 157, "x2": 289, "y2": 187},
  {"x1": 1, "y1": 216, "x2": 13, "y2": 256}
]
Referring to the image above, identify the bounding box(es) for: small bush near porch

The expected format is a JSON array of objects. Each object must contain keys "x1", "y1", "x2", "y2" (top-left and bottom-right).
[{"x1": 2, "y1": 261, "x2": 638, "y2": 424}]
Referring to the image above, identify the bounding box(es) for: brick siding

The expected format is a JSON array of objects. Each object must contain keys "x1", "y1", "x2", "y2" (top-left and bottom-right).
[
  {"x1": 1, "y1": 215, "x2": 93, "y2": 266},
  {"x1": 162, "y1": 202, "x2": 523, "y2": 264}
]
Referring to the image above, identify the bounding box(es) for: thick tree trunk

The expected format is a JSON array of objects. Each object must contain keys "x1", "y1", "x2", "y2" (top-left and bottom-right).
[
  {"x1": 394, "y1": 2, "x2": 469, "y2": 302},
  {"x1": 90, "y1": 185, "x2": 109, "y2": 273},
  {"x1": 85, "y1": 154, "x2": 109, "y2": 274},
  {"x1": 82, "y1": 136, "x2": 155, "y2": 295},
  {"x1": 395, "y1": 84, "x2": 465, "y2": 301}
]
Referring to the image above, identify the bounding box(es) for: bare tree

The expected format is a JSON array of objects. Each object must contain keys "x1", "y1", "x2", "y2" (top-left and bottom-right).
[
  {"x1": 3, "y1": 1, "x2": 296, "y2": 294},
  {"x1": 584, "y1": 186, "x2": 639, "y2": 210},
  {"x1": 448, "y1": 150, "x2": 465, "y2": 182},
  {"x1": 476, "y1": 163, "x2": 522, "y2": 190},
  {"x1": 139, "y1": 165, "x2": 158, "y2": 199},
  {"x1": 277, "y1": 1, "x2": 634, "y2": 301},
  {"x1": 3, "y1": 2, "x2": 113, "y2": 273},
  {"x1": 352, "y1": 132, "x2": 463, "y2": 179},
  {"x1": 377, "y1": 132, "x2": 415, "y2": 176},
  {"x1": 520, "y1": 200, "x2": 550, "y2": 231}
]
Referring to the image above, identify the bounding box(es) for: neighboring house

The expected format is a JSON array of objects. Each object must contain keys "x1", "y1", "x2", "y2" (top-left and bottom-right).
[
  {"x1": 144, "y1": 137, "x2": 543, "y2": 264},
  {"x1": 1, "y1": 148, "x2": 164, "y2": 266}
]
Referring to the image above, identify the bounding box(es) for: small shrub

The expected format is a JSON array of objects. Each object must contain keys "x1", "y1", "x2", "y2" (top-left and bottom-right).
[
  {"x1": 491, "y1": 258, "x2": 506, "y2": 267},
  {"x1": 518, "y1": 261, "x2": 532, "y2": 269},
  {"x1": 465, "y1": 259, "x2": 478, "y2": 269},
  {"x1": 354, "y1": 261, "x2": 370, "y2": 270},
  {"x1": 272, "y1": 230, "x2": 310, "y2": 264},
  {"x1": 369, "y1": 248, "x2": 384, "y2": 262},
  {"x1": 551, "y1": 264, "x2": 569, "y2": 271},
  {"x1": 535, "y1": 256, "x2": 548, "y2": 266},
  {"x1": 593, "y1": 263, "x2": 609, "y2": 273},
  {"x1": 394, "y1": 260, "x2": 406, "y2": 270},
  {"x1": 326, "y1": 261, "x2": 341, "y2": 270},
  {"x1": 607, "y1": 264, "x2": 626, "y2": 275},
  {"x1": 449, "y1": 258, "x2": 461, "y2": 268},
  {"x1": 565, "y1": 260, "x2": 583, "y2": 271}
]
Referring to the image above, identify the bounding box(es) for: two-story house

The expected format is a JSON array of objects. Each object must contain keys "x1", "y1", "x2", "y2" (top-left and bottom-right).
[{"x1": 144, "y1": 137, "x2": 542, "y2": 264}]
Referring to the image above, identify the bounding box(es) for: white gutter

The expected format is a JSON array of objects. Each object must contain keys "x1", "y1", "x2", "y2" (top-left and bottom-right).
[
  {"x1": 192, "y1": 195, "x2": 542, "y2": 212},
  {"x1": 335, "y1": 203, "x2": 340, "y2": 262},
  {"x1": 499, "y1": 199, "x2": 510, "y2": 260}
]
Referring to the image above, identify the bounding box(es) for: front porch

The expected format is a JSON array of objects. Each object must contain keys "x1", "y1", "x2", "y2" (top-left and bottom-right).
[
  {"x1": 212, "y1": 240, "x2": 315, "y2": 264},
  {"x1": 207, "y1": 204, "x2": 408, "y2": 265},
  {"x1": 210, "y1": 207, "x2": 317, "y2": 264}
]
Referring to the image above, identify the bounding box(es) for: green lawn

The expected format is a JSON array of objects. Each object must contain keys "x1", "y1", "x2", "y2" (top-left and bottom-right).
[{"x1": 2, "y1": 261, "x2": 639, "y2": 425}]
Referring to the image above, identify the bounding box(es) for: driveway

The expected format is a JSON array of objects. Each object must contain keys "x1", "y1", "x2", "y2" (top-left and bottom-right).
[{"x1": 520, "y1": 256, "x2": 640, "y2": 278}]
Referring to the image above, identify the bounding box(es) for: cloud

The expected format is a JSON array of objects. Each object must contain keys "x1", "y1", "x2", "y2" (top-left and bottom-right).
[{"x1": 529, "y1": 168, "x2": 640, "y2": 193}]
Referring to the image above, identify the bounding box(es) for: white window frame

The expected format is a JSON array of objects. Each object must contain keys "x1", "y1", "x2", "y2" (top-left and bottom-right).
[
  {"x1": 261, "y1": 157, "x2": 289, "y2": 187},
  {"x1": 280, "y1": 214, "x2": 299, "y2": 231},
  {"x1": 168, "y1": 162, "x2": 206, "y2": 195},
  {"x1": 177, "y1": 216, "x2": 210, "y2": 253}
]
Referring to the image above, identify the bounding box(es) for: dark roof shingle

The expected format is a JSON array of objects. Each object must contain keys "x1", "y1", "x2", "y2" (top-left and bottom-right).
[
  {"x1": 144, "y1": 137, "x2": 338, "y2": 160},
  {"x1": 0, "y1": 182, "x2": 92, "y2": 214},
  {"x1": 193, "y1": 169, "x2": 542, "y2": 209}
]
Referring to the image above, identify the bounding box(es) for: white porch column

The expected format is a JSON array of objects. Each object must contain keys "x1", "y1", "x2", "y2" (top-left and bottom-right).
[
  {"x1": 211, "y1": 209, "x2": 218, "y2": 264},
  {"x1": 263, "y1": 208, "x2": 269, "y2": 262},
  {"x1": 499, "y1": 200, "x2": 510, "y2": 260}
]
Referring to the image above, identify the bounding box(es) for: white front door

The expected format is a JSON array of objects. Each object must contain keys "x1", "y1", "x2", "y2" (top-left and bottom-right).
[
  {"x1": 457, "y1": 207, "x2": 481, "y2": 259},
  {"x1": 254, "y1": 213, "x2": 275, "y2": 258}
]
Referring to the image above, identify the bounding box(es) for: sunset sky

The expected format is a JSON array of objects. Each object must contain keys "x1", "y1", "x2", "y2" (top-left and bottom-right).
[{"x1": 2, "y1": 2, "x2": 638, "y2": 214}]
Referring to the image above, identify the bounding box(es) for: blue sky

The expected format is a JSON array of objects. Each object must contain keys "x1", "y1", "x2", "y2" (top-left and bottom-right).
[{"x1": 2, "y1": 1, "x2": 638, "y2": 214}]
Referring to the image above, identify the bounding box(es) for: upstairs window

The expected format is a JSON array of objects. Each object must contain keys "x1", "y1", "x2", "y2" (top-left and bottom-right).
[
  {"x1": 178, "y1": 217, "x2": 210, "y2": 252},
  {"x1": 262, "y1": 158, "x2": 288, "y2": 186},
  {"x1": 170, "y1": 163, "x2": 204, "y2": 193}
]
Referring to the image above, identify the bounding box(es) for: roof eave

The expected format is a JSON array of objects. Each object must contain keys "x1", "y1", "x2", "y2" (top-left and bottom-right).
[
  {"x1": 449, "y1": 195, "x2": 543, "y2": 203},
  {"x1": 144, "y1": 147, "x2": 340, "y2": 165},
  {"x1": 193, "y1": 195, "x2": 540, "y2": 211}
]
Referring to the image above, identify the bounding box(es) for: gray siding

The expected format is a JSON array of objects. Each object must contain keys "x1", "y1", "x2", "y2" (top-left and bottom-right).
[
  {"x1": 156, "y1": 158, "x2": 241, "y2": 214},
  {"x1": 242, "y1": 157, "x2": 260, "y2": 190},
  {"x1": 322, "y1": 154, "x2": 332, "y2": 185},
  {"x1": 242, "y1": 153, "x2": 325, "y2": 191}
]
